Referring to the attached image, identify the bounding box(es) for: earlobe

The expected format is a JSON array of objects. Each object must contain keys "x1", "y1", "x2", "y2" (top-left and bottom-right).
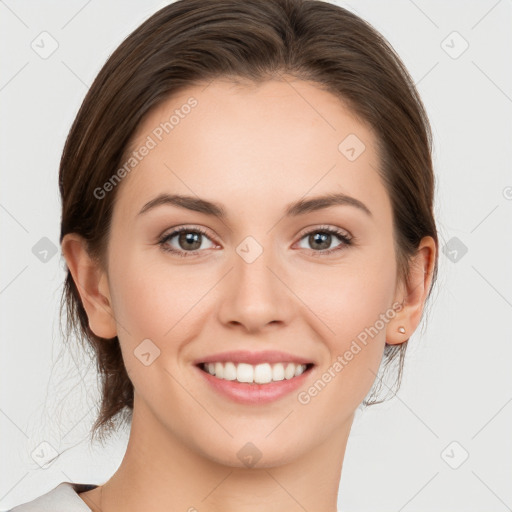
[
  {"x1": 386, "y1": 236, "x2": 437, "y2": 345},
  {"x1": 61, "y1": 234, "x2": 117, "y2": 339}
]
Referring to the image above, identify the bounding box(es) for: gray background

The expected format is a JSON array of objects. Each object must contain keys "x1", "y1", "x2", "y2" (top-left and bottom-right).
[{"x1": 1, "y1": 0, "x2": 511, "y2": 510}]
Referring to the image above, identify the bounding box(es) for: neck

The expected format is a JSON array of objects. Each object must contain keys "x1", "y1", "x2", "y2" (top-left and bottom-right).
[{"x1": 85, "y1": 394, "x2": 352, "y2": 512}]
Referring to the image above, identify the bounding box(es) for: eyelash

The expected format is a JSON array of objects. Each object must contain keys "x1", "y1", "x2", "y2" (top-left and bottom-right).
[{"x1": 158, "y1": 225, "x2": 353, "y2": 258}]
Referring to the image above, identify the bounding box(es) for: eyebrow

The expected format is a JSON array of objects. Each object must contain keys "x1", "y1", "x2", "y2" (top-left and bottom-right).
[{"x1": 137, "y1": 192, "x2": 372, "y2": 219}]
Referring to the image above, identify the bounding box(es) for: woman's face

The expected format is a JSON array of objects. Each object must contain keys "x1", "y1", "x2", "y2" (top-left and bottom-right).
[{"x1": 98, "y1": 78, "x2": 407, "y2": 467}]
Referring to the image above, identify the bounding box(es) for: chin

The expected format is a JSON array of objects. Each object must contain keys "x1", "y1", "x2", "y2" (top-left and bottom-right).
[{"x1": 196, "y1": 432, "x2": 309, "y2": 470}]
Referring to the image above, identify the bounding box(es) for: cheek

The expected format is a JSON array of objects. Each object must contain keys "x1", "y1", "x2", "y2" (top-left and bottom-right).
[
  {"x1": 298, "y1": 247, "x2": 396, "y2": 343},
  {"x1": 109, "y1": 253, "x2": 206, "y2": 342},
  {"x1": 106, "y1": 251, "x2": 208, "y2": 400},
  {"x1": 295, "y1": 245, "x2": 397, "y2": 401}
]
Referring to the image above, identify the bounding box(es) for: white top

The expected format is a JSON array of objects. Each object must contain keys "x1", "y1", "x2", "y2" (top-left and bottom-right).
[
  {"x1": 6, "y1": 482, "x2": 95, "y2": 512},
  {"x1": 5, "y1": 481, "x2": 343, "y2": 511}
]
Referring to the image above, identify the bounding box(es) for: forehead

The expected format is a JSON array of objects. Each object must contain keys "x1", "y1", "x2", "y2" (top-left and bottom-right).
[{"x1": 114, "y1": 78, "x2": 389, "y2": 222}]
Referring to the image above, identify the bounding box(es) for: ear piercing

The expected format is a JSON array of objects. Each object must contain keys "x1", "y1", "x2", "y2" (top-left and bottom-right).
[{"x1": 398, "y1": 326, "x2": 406, "y2": 334}]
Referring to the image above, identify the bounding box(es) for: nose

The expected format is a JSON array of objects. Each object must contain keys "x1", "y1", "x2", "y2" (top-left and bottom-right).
[{"x1": 216, "y1": 240, "x2": 294, "y2": 334}]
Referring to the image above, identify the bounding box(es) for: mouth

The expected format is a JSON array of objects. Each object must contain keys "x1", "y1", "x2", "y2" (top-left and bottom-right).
[
  {"x1": 197, "y1": 361, "x2": 315, "y2": 384},
  {"x1": 194, "y1": 360, "x2": 316, "y2": 404}
]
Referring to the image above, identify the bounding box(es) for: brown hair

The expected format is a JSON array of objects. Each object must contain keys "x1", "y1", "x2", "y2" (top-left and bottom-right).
[{"x1": 59, "y1": 0, "x2": 438, "y2": 443}]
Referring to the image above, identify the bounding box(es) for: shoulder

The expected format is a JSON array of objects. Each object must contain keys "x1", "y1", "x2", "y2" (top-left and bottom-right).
[
  {"x1": 4, "y1": 484, "x2": 341, "y2": 512},
  {"x1": 5, "y1": 482, "x2": 97, "y2": 512}
]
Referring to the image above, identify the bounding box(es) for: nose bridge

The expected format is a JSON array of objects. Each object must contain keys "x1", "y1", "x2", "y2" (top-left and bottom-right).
[
  {"x1": 217, "y1": 233, "x2": 291, "y2": 331},
  {"x1": 235, "y1": 233, "x2": 281, "y2": 300}
]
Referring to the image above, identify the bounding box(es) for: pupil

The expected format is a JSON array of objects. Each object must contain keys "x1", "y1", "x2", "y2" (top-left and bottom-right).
[
  {"x1": 179, "y1": 232, "x2": 201, "y2": 250},
  {"x1": 310, "y1": 232, "x2": 330, "y2": 250}
]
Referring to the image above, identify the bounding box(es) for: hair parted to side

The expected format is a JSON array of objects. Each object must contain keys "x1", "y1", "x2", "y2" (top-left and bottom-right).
[{"x1": 59, "y1": 0, "x2": 439, "y2": 443}]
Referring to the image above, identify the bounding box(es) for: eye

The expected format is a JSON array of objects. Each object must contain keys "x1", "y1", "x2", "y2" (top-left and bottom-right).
[
  {"x1": 158, "y1": 224, "x2": 353, "y2": 258},
  {"x1": 158, "y1": 226, "x2": 216, "y2": 257},
  {"x1": 295, "y1": 225, "x2": 352, "y2": 255}
]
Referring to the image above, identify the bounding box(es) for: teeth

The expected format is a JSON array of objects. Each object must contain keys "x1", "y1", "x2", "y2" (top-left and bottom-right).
[
  {"x1": 273, "y1": 363, "x2": 285, "y2": 381},
  {"x1": 201, "y1": 361, "x2": 309, "y2": 384},
  {"x1": 223, "y1": 361, "x2": 237, "y2": 380},
  {"x1": 237, "y1": 363, "x2": 254, "y2": 383},
  {"x1": 284, "y1": 362, "x2": 296, "y2": 379},
  {"x1": 254, "y1": 363, "x2": 272, "y2": 384},
  {"x1": 215, "y1": 362, "x2": 224, "y2": 379}
]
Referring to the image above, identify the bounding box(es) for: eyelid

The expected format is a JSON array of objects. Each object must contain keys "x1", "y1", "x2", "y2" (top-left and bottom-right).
[
  {"x1": 158, "y1": 223, "x2": 353, "y2": 257},
  {"x1": 295, "y1": 223, "x2": 351, "y2": 240},
  {"x1": 159, "y1": 224, "x2": 218, "y2": 241},
  {"x1": 159, "y1": 224, "x2": 351, "y2": 244},
  {"x1": 292, "y1": 224, "x2": 353, "y2": 256}
]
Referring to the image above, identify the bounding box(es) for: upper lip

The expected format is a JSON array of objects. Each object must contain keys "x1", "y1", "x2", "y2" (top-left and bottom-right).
[{"x1": 193, "y1": 350, "x2": 314, "y2": 366}]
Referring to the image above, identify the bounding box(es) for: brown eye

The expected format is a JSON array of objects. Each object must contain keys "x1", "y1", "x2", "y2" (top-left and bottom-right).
[
  {"x1": 296, "y1": 227, "x2": 352, "y2": 255},
  {"x1": 308, "y1": 232, "x2": 332, "y2": 250},
  {"x1": 159, "y1": 227, "x2": 215, "y2": 256},
  {"x1": 176, "y1": 231, "x2": 202, "y2": 251}
]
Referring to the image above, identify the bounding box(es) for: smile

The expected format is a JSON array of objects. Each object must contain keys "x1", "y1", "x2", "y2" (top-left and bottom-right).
[
  {"x1": 199, "y1": 361, "x2": 312, "y2": 384},
  {"x1": 195, "y1": 361, "x2": 315, "y2": 405}
]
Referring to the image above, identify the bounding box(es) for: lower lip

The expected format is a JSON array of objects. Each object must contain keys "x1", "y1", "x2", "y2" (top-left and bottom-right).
[{"x1": 195, "y1": 365, "x2": 314, "y2": 404}]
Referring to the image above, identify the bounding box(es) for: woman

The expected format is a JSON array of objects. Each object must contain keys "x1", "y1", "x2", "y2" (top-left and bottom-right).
[{"x1": 9, "y1": 0, "x2": 438, "y2": 510}]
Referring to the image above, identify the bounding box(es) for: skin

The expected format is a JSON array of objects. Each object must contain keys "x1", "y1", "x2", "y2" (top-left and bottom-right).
[{"x1": 62, "y1": 77, "x2": 436, "y2": 512}]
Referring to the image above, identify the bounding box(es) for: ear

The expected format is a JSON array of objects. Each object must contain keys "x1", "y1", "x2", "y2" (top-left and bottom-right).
[
  {"x1": 61, "y1": 233, "x2": 117, "y2": 339},
  {"x1": 386, "y1": 236, "x2": 437, "y2": 345}
]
